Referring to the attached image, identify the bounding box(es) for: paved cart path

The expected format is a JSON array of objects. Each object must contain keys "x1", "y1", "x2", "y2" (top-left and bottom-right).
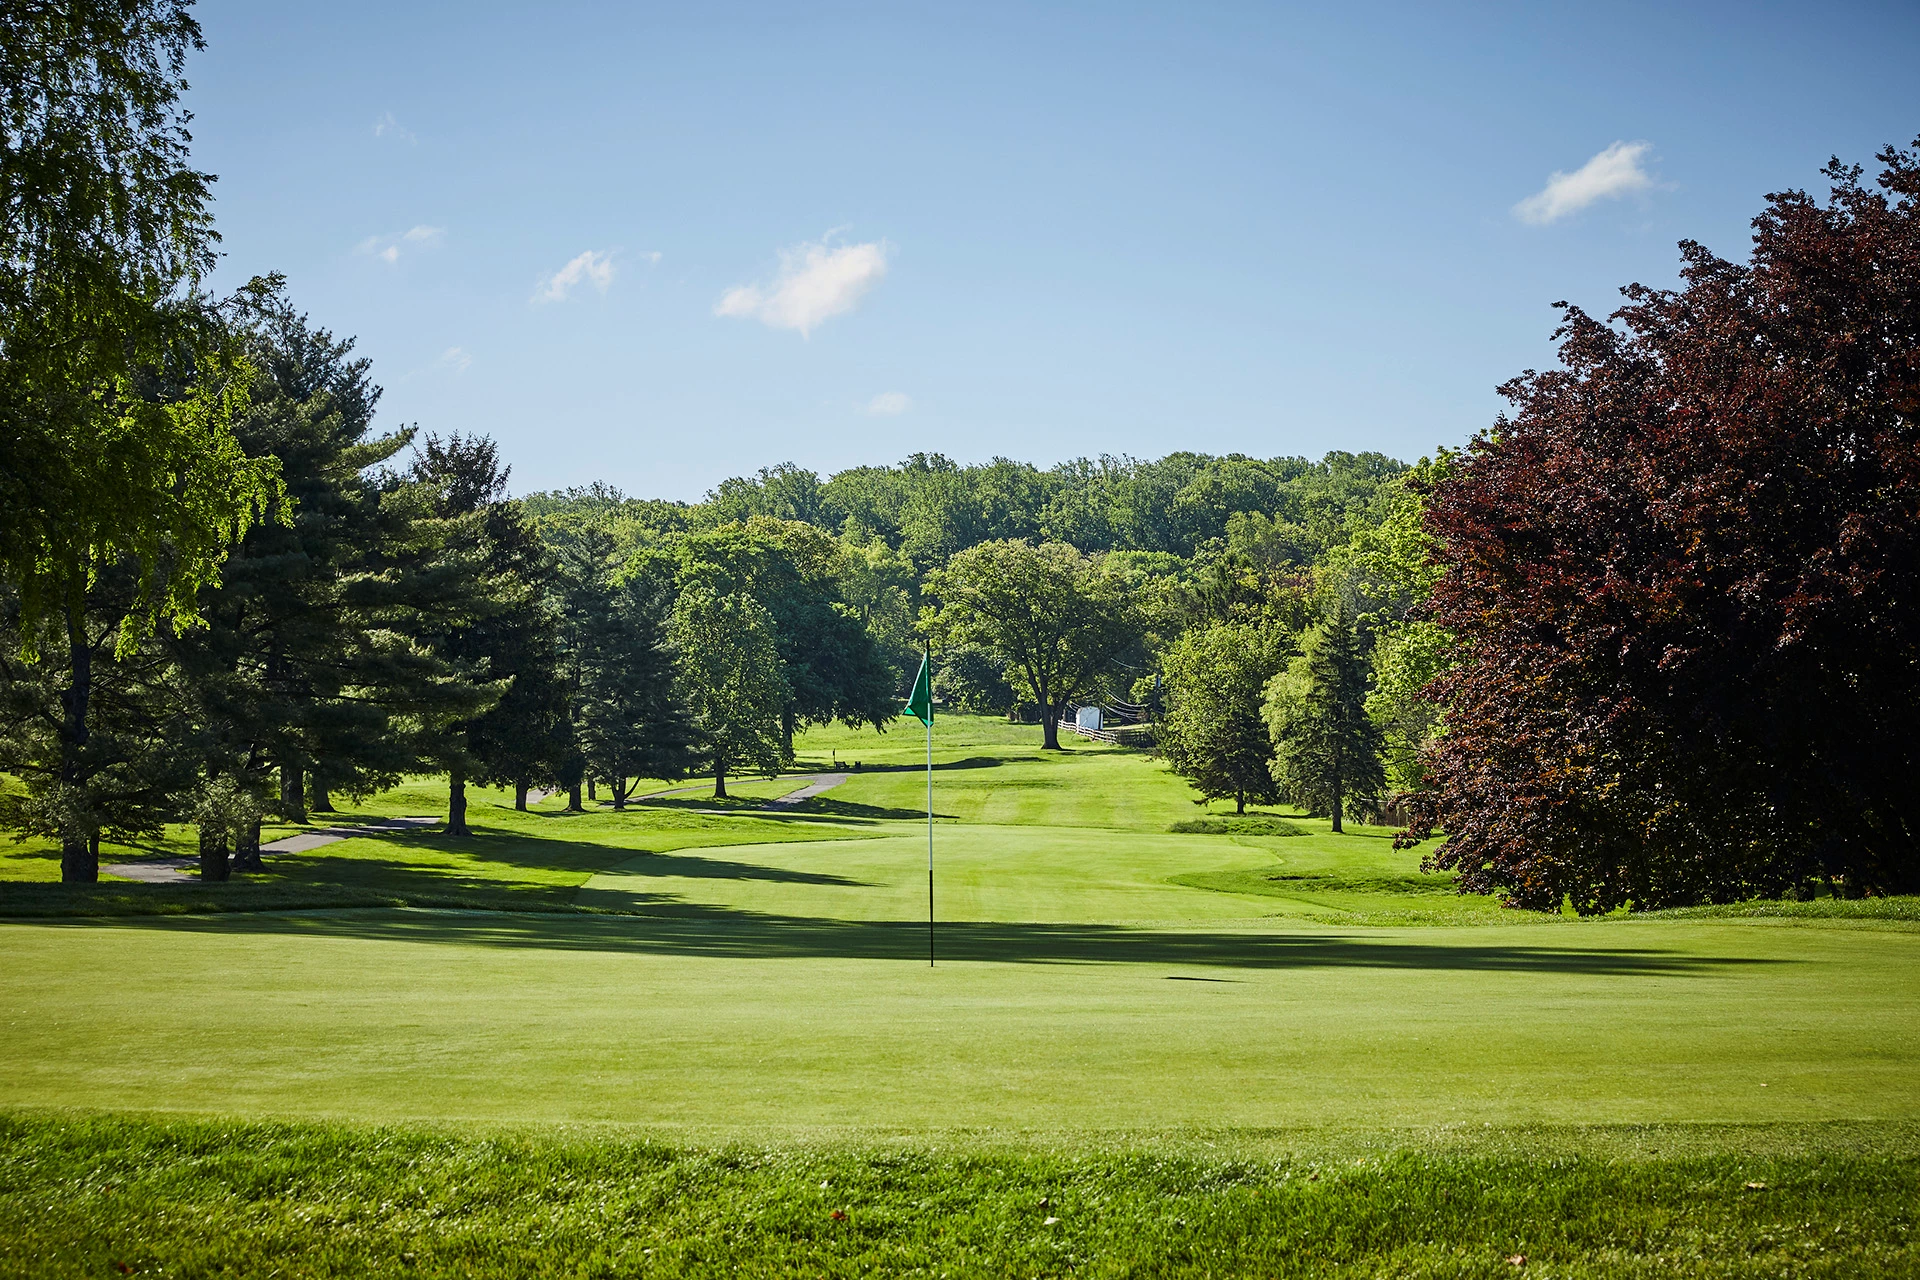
[{"x1": 101, "y1": 816, "x2": 440, "y2": 884}]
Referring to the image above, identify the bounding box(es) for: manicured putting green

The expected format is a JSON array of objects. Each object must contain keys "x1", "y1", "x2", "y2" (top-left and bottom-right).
[{"x1": 5, "y1": 879, "x2": 1916, "y2": 1135}]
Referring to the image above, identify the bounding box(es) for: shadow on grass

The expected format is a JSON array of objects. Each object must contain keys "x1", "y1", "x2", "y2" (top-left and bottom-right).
[
  {"x1": 73, "y1": 902, "x2": 1789, "y2": 975},
  {"x1": 785, "y1": 798, "x2": 955, "y2": 821},
  {"x1": 840, "y1": 756, "x2": 1008, "y2": 774}
]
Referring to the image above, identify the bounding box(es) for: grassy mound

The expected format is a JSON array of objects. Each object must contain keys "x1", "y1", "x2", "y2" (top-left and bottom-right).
[
  {"x1": 1168, "y1": 815, "x2": 1310, "y2": 836},
  {"x1": 4, "y1": 1113, "x2": 1915, "y2": 1279}
]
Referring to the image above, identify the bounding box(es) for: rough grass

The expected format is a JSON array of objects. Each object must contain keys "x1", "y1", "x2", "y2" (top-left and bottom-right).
[
  {"x1": 1167, "y1": 814, "x2": 1310, "y2": 836},
  {"x1": 1645, "y1": 896, "x2": 1920, "y2": 923},
  {"x1": 2, "y1": 1113, "x2": 1914, "y2": 1279}
]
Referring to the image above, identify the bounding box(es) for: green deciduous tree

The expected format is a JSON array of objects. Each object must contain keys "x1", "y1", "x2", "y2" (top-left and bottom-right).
[
  {"x1": 1264, "y1": 604, "x2": 1385, "y2": 832},
  {"x1": 1159, "y1": 622, "x2": 1290, "y2": 814},
  {"x1": 0, "y1": 3, "x2": 284, "y2": 880},
  {"x1": 671, "y1": 586, "x2": 788, "y2": 799},
  {"x1": 674, "y1": 518, "x2": 897, "y2": 751},
  {"x1": 923, "y1": 540, "x2": 1141, "y2": 750}
]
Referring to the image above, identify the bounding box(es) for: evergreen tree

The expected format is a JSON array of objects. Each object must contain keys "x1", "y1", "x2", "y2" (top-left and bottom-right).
[
  {"x1": 1159, "y1": 622, "x2": 1289, "y2": 814},
  {"x1": 576, "y1": 576, "x2": 696, "y2": 808},
  {"x1": 166, "y1": 293, "x2": 414, "y2": 862},
  {"x1": 671, "y1": 586, "x2": 787, "y2": 800},
  {"x1": 403, "y1": 433, "x2": 537, "y2": 836},
  {"x1": 1265, "y1": 604, "x2": 1385, "y2": 832}
]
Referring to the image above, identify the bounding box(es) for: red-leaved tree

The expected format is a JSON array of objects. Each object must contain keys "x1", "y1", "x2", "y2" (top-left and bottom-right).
[{"x1": 1404, "y1": 140, "x2": 1920, "y2": 912}]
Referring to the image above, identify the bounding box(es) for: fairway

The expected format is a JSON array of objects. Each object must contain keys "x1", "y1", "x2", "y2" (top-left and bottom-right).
[{"x1": 4, "y1": 717, "x2": 1917, "y2": 1139}]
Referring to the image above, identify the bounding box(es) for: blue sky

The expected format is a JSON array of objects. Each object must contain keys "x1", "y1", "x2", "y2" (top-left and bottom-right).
[{"x1": 190, "y1": 1, "x2": 1919, "y2": 500}]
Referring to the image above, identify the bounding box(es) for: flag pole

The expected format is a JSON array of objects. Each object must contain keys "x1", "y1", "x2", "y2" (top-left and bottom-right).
[
  {"x1": 906, "y1": 650, "x2": 934, "y2": 968},
  {"x1": 927, "y1": 703, "x2": 934, "y2": 968}
]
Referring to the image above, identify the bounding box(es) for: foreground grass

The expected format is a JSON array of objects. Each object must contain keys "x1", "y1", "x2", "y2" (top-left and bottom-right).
[{"x1": 3, "y1": 1113, "x2": 1914, "y2": 1278}]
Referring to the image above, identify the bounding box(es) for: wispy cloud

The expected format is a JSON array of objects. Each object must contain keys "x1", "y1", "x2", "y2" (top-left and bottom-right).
[
  {"x1": 1514, "y1": 141, "x2": 1656, "y2": 225},
  {"x1": 864, "y1": 391, "x2": 910, "y2": 416},
  {"x1": 355, "y1": 224, "x2": 445, "y2": 263},
  {"x1": 716, "y1": 234, "x2": 890, "y2": 336},
  {"x1": 534, "y1": 249, "x2": 616, "y2": 302},
  {"x1": 373, "y1": 111, "x2": 416, "y2": 144},
  {"x1": 435, "y1": 346, "x2": 472, "y2": 374}
]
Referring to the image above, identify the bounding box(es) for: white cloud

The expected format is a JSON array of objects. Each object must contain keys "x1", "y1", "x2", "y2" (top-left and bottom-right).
[
  {"x1": 716, "y1": 234, "x2": 890, "y2": 336},
  {"x1": 373, "y1": 111, "x2": 416, "y2": 143},
  {"x1": 535, "y1": 249, "x2": 616, "y2": 303},
  {"x1": 435, "y1": 346, "x2": 472, "y2": 374},
  {"x1": 1514, "y1": 141, "x2": 1656, "y2": 225},
  {"x1": 356, "y1": 224, "x2": 444, "y2": 264},
  {"x1": 864, "y1": 391, "x2": 910, "y2": 415}
]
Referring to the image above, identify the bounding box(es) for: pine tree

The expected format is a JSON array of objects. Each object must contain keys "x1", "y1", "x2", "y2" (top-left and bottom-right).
[
  {"x1": 1265, "y1": 603, "x2": 1385, "y2": 832},
  {"x1": 576, "y1": 576, "x2": 696, "y2": 808}
]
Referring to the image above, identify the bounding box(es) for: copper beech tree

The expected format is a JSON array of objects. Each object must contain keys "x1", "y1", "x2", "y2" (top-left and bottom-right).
[{"x1": 1404, "y1": 141, "x2": 1920, "y2": 912}]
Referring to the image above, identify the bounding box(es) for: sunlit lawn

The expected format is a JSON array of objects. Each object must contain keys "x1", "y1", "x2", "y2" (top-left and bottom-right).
[{"x1": 3, "y1": 714, "x2": 1918, "y2": 1275}]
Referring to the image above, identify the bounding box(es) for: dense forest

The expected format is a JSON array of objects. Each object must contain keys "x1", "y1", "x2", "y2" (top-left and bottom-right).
[{"x1": 1, "y1": 0, "x2": 1913, "y2": 910}]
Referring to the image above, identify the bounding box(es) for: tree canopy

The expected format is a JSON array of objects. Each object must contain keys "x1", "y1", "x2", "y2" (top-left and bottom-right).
[{"x1": 1406, "y1": 140, "x2": 1920, "y2": 910}]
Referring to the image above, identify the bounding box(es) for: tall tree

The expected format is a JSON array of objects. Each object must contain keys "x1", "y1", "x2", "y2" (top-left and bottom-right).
[
  {"x1": 923, "y1": 540, "x2": 1140, "y2": 749},
  {"x1": 675, "y1": 518, "x2": 897, "y2": 751},
  {"x1": 403, "y1": 433, "x2": 529, "y2": 836},
  {"x1": 575, "y1": 575, "x2": 695, "y2": 808},
  {"x1": 1159, "y1": 622, "x2": 1289, "y2": 814},
  {"x1": 671, "y1": 585, "x2": 787, "y2": 800},
  {"x1": 1406, "y1": 141, "x2": 1920, "y2": 910},
  {"x1": 0, "y1": 4, "x2": 284, "y2": 879},
  {"x1": 165, "y1": 292, "x2": 414, "y2": 862},
  {"x1": 1265, "y1": 604, "x2": 1384, "y2": 833}
]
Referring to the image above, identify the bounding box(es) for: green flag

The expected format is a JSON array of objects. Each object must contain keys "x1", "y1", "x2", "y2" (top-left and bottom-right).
[{"x1": 904, "y1": 652, "x2": 933, "y2": 726}]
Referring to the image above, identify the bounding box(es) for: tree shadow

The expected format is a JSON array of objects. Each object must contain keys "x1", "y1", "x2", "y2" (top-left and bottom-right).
[
  {"x1": 255, "y1": 822, "x2": 875, "y2": 887},
  {"x1": 97, "y1": 903, "x2": 1791, "y2": 976},
  {"x1": 624, "y1": 797, "x2": 897, "y2": 824},
  {"x1": 786, "y1": 798, "x2": 956, "y2": 821},
  {"x1": 847, "y1": 756, "x2": 1008, "y2": 774}
]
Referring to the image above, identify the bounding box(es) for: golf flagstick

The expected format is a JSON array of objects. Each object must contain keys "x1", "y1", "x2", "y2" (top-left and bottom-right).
[
  {"x1": 927, "y1": 705, "x2": 934, "y2": 967},
  {"x1": 904, "y1": 651, "x2": 935, "y2": 967}
]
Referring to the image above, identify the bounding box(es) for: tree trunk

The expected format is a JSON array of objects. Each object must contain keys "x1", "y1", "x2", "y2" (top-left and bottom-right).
[
  {"x1": 1330, "y1": 777, "x2": 1344, "y2": 834},
  {"x1": 60, "y1": 833, "x2": 95, "y2": 883},
  {"x1": 199, "y1": 827, "x2": 230, "y2": 882},
  {"x1": 514, "y1": 778, "x2": 529, "y2": 811},
  {"x1": 279, "y1": 762, "x2": 306, "y2": 823},
  {"x1": 311, "y1": 769, "x2": 335, "y2": 814},
  {"x1": 1041, "y1": 710, "x2": 1061, "y2": 750},
  {"x1": 232, "y1": 820, "x2": 263, "y2": 872},
  {"x1": 612, "y1": 774, "x2": 626, "y2": 811},
  {"x1": 448, "y1": 770, "x2": 469, "y2": 836},
  {"x1": 587, "y1": 776, "x2": 596, "y2": 802},
  {"x1": 567, "y1": 781, "x2": 582, "y2": 811},
  {"x1": 58, "y1": 602, "x2": 95, "y2": 883},
  {"x1": 713, "y1": 764, "x2": 728, "y2": 800},
  {"x1": 1236, "y1": 791, "x2": 1246, "y2": 815}
]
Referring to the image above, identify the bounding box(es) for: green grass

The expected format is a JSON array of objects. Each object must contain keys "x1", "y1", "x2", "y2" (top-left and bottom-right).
[
  {"x1": 2, "y1": 1113, "x2": 1915, "y2": 1279},
  {"x1": 1168, "y1": 814, "x2": 1311, "y2": 835},
  {"x1": 3, "y1": 714, "x2": 1917, "y2": 1272}
]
